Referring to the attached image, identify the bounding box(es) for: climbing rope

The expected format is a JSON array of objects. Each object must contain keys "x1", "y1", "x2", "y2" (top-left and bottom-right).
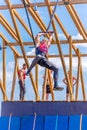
[
  {"x1": 22, "y1": 0, "x2": 36, "y2": 49},
  {"x1": 22, "y1": 0, "x2": 58, "y2": 45},
  {"x1": 46, "y1": 0, "x2": 59, "y2": 33}
]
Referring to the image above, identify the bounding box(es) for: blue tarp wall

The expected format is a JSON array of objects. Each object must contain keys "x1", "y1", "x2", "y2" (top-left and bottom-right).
[{"x1": 0, "y1": 114, "x2": 87, "y2": 130}]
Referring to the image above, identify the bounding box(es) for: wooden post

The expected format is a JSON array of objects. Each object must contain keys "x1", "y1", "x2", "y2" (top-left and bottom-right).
[
  {"x1": 42, "y1": 69, "x2": 48, "y2": 101},
  {"x1": 10, "y1": 55, "x2": 18, "y2": 101},
  {"x1": 75, "y1": 49, "x2": 80, "y2": 100},
  {"x1": 79, "y1": 58, "x2": 86, "y2": 100},
  {"x1": 2, "y1": 40, "x2": 6, "y2": 100},
  {"x1": 69, "y1": 36, "x2": 74, "y2": 101},
  {"x1": 0, "y1": 79, "x2": 8, "y2": 101},
  {"x1": 45, "y1": 0, "x2": 72, "y2": 101},
  {"x1": 35, "y1": 65, "x2": 38, "y2": 91},
  {"x1": 5, "y1": 0, "x2": 40, "y2": 101},
  {"x1": 48, "y1": 70, "x2": 54, "y2": 101}
]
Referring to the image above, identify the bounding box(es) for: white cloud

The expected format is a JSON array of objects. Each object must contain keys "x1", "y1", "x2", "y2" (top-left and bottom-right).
[
  {"x1": 59, "y1": 33, "x2": 66, "y2": 39},
  {"x1": 26, "y1": 48, "x2": 35, "y2": 55},
  {"x1": 7, "y1": 61, "x2": 15, "y2": 70},
  {"x1": 76, "y1": 43, "x2": 87, "y2": 48},
  {"x1": 49, "y1": 57, "x2": 78, "y2": 70},
  {"x1": 72, "y1": 33, "x2": 83, "y2": 40},
  {"x1": 72, "y1": 33, "x2": 87, "y2": 48}
]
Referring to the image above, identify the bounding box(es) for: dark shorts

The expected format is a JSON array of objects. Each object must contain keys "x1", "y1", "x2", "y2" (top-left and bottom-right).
[
  {"x1": 46, "y1": 85, "x2": 51, "y2": 94},
  {"x1": 66, "y1": 86, "x2": 69, "y2": 94},
  {"x1": 66, "y1": 86, "x2": 74, "y2": 94}
]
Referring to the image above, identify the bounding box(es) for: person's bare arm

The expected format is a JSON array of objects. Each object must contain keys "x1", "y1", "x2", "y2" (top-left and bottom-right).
[
  {"x1": 73, "y1": 77, "x2": 77, "y2": 86},
  {"x1": 63, "y1": 78, "x2": 67, "y2": 85},
  {"x1": 35, "y1": 32, "x2": 47, "y2": 47},
  {"x1": 35, "y1": 34, "x2": 40, "y2": 47}
]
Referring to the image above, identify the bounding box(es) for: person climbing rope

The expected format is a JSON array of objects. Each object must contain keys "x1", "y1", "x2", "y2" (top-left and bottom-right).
[{"x1": 26, "y1": 31, "x2": 64, "y2": 91}]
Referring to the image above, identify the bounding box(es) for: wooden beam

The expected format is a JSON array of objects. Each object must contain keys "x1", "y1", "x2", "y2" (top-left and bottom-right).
[
  {"x1": 48, "y1": 70, "x2": 54, "y2": 101},
  {"x1": 54, "y1": 12, "x2": 69, "y2": 39},
  {"x1": 45, "y1": 0, "x2": 73, "y2": 100},
  {"x1": 5, "y1": 0, "x2": 40, "y2": 101},
  {"x1": 0, "y1": 33, "x2": 20, "y2": 56},
  {"x1": 69, "y1": 36, "x2": 74, "y2": 101},
  {"x1": 0, "y1": 79, "x2": 8, "y2": 101},
  {"x1": 0, "y1": 13, "x2": 19, "y2": 42},
  {"x1": 2, "y1": 41, "x2": 6, "y2": 93},
  {"x1": 24, "y1": 0, "x2": 47, "y2": 32},
  {"x1": 18, "y1": 53, "x2": 87, "y2": 58},
  {"x1": 13, "y1": 10, "x2": 32, "y2": 37},
  {"x1": 70, "y1": 5, "x2": 87, "y2": 37},
  {"x1": 79, "y1": 54, "x2": 86, "y2": 100},
  {"x1": 65, "y1": 4, "x2": 87, "y2": 39},
  {"x1": 75, "y1": 49, "x2": 80, "y2": 100},
  {"x1": 0, "y1": 0, "x2": 87, "y2": 10},
  {"x1": 11, "y1": 56, "x2": 18, "y2": 101},
  {"x1": 59, "y1": 0, "x2": 87, "y2": 5},
  {"x1": 5, "y1": 39, "x2": 87, "y2": 46}
]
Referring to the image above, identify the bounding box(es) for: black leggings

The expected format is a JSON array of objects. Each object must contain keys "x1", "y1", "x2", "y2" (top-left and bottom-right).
[
  {"x1": 19, "y1": 80, "x2": 26, "y2": 101},
  {"x1": 27, "y1": 56, "x2": 59, "y2": 87}
]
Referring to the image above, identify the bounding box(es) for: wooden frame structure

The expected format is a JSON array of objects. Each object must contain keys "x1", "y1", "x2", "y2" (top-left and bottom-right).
[{"x1": 0, "y1": 0, "x2": 87, "y2": 101}]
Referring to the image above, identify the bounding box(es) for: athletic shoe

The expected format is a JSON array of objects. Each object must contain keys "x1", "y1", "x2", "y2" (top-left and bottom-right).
[{"x1": 53, "y1": 86, "x2": 64, "y2": 91}]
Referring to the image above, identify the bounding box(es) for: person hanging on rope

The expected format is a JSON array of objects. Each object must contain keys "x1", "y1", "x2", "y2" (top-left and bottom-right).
[
  {"x1": 26, "y1": 31, "x2": 64, "y2": 91},
  {"x1": 62, "y1": 70, "x2": 77, "y2": 101},
  {"x1": 18, "y1": 63, "x2": 27, "y2": 101}
]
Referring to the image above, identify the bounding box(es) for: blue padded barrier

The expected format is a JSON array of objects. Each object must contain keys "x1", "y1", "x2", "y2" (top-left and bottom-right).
[
  {"x1": 57, "y1": 115, "x2": 68, "y2": 130},
  {"x1": 0, "y1": 116, "x2": 20, "y2": 130},
  {"x1": 69, "y1": 115, "x2": 80, "y2": 130},
  {"x1": 21, "y1": 115, "x2": 44, "y2": 130},
  {"x1": 34, "y1": 115, "x2": 44, "y2": 130},
  {"x1": 21, "y1": 116, "x2": 34, "y2": 130},
  {"x1": 10, "y1": 117, "x2": 20, "y2": 130},
  {"x1": 0, "y1": 116, "x2": 9, "y2": 130},
  {"x1": 44, "y1": 115, "x2": 58, "y2": 130},
  {"x1": 82, "y1": 115, "x2": 87, "y2": 130}
]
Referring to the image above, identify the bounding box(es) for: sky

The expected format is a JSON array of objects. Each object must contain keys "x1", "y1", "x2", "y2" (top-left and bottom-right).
[{"x1": 0, "y1": 0, "x2": 87, "y2": 115}]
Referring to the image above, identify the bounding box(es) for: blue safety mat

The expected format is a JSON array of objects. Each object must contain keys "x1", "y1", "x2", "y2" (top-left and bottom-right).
[
  {"x1": 21, "y1": 116, "x2": 34, "y2": 130},
  {"x1": 82, "y1": 115, "x2": 87, "y2": 130},
  {"x1": 10, "y1": 117, "x2": 20, "y2": 130},
  {"x1": 21, "y1": 115, "x2": 44, "y2": 130},
  {"x1": 57, "y1": 115, "x2": 68, "y2": 130},
  {"x1": 34, "y1": 115, "x2": 44, "y2": 130},
  {"x1": 0, "y1": 116, "x2": 9, "y2": 130},
  {"x1": 1, "y1": 114, "x2": 87, "y2": 130},
  {"x1": 44, "y1": 115, "x2": 58, "y2": 130},
  {"x1": 68, "y1": 115, "x2": 80, "y2": 130},
  {"x1": 0, "y1": 116, "x2": 20, "y2": 130}
]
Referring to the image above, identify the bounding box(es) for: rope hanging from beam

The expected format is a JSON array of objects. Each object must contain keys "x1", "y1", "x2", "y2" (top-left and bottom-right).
[
  {"x1": 46, "y1": 0, "x2": 59, "y2": 32},
  {"x1": 22, "y1": 0, "x2": 59, "y2": 48},
  {"x1": 22, "y1": 0, "x2": 36, "y2": 49}
]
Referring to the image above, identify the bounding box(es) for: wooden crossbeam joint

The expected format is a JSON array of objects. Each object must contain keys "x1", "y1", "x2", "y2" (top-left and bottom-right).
[{"x1": 64, "y1": 1, "x2": 69, "y2": 5}]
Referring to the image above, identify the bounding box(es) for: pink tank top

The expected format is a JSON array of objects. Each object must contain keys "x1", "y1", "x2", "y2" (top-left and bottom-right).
[{"x1": 39, "y1": 41, "x2": 48, "y2": 53}]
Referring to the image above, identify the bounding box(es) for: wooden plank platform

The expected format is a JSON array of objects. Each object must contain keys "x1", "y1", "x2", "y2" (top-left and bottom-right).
[{"x1": 1, "y1": 101, "x2": 87, "y2": 116}]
